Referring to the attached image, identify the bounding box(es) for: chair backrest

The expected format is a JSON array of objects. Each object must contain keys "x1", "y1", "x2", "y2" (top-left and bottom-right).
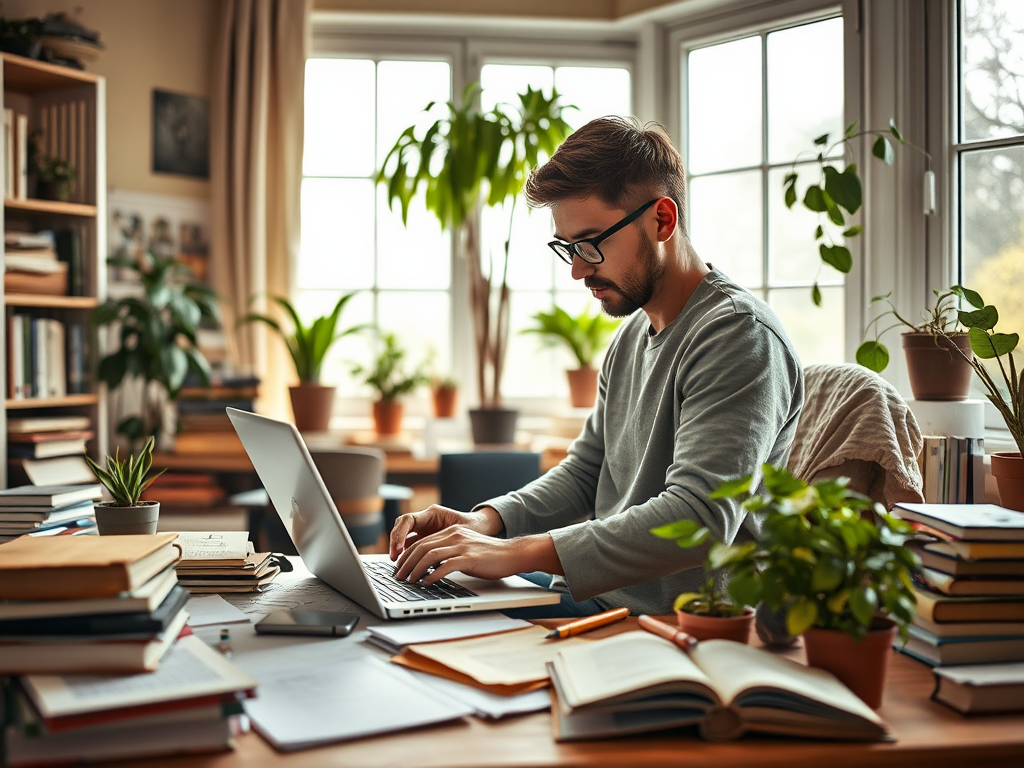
[
  {"x1": 439, "y1": 451, "x2": 542, "y2": 512},
  {"x1": 309, "y1": 446, "x2": 386, "y2": 548},
  {"x1": 787, "y1": 363, "x2": 924, "y2": 509}
]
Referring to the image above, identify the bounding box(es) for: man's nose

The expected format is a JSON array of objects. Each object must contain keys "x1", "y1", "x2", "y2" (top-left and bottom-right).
[{"x1": 571, "y1": 254, "x2": 594, "y2": 282}]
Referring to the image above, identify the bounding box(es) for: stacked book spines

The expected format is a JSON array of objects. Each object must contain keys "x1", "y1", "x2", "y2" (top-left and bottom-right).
[
  {"x1": 172, "y1": 530, "x2": 281, "y2": 594},
  {"x1": 892, "y1": 502, "x2": 1024, "y2": 667},
  {"x1": 918, "y1": 435, "x2": 986, "y2": 504},
  {"x1": 0, "y1": 483, "x2": 101, "y2": 543},
  {"x1": 174, "y1": 375, "x2": 259, "y2": 456}
]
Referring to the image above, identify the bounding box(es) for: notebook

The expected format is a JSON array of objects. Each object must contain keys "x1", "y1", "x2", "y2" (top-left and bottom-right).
[{"x1": 226, "y1": 408, "x2": 560, "y2": 620}]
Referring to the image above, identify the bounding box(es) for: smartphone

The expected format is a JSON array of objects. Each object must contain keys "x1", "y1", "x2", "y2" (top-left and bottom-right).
[{"x1": 254, "y1": 610, "x2": 360, "y2": 637}]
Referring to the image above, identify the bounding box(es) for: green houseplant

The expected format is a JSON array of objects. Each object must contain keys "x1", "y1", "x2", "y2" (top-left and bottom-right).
[
  {"x1": 84, "y1": 436, "x2": 166, "y2": 535},
  {"x1": 35, "y1": 155, "x2": 76, "y2": 202},
  {"x1": 783, "y1": 119, "x2": 931, "y2": 307},
  {"x1": 351, "y1": 331, "x2": 429, "y2": 436},
  {"x1": 941, "y1": 285, "x2": 1024, "y2": 509},
  {"x1": 855, "y1": 287, "x2": 973, "y2": 401},
  {"x1": 704, "y1": 465, "x2": 919, "y2": 707},
  {"x1": 241, "y1": 292, "x2": 364, "y2": 431},
  {"x1": 91, "y1": 251, "x2": 219, "y2": 448},
  {"x1": 377, "y1": 83, "x2": 573, "y2": 443},
  {"x1": 651, "y1": 519, "x2": 754, "y2": 644},
  {"x1": 521, "y1": 305, "x2": 620, "y2": 408}
]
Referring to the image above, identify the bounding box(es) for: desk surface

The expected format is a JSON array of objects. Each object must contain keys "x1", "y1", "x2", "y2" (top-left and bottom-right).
[{"x1": 112, "y1": 619, "x2": 1021, "y2": 768}]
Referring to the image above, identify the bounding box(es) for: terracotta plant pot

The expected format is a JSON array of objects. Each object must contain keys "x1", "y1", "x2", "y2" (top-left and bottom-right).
[
  {"x1": 289, "y1": 382, "x2": 335, "y2": 432},
  {"x1": 431, "y1": 386, "x2": 458, "y2": 419},
  {"x1": 803, "y1": 619, "x2": 896, "y2": 709},
  {"x1": 373, "y1": 399, "x2": 404, "y2": 436},
  {"x1": 676, "y1": 607, "x2": 754, "y2": 644},
  {"x1": 469, "y1": 408, "x2": 519, "y2": 445},
  {"x1": 902, "y1": 332, "x2": 974, "y2": 401},
  {"x1": 990, "y1": 452, "x2": 1024, "y2": 511},
  {"x1": 94, "y1": 501, "x2": 160, "y2": 535},
  {"x1": 566, "y1": 367, "x2": 598, "y2": 408}
]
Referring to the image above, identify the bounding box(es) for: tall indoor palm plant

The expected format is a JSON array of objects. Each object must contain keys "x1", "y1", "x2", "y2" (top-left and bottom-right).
[{"x1": 376, "y1": 83, "x2": 573, "y2": 441}]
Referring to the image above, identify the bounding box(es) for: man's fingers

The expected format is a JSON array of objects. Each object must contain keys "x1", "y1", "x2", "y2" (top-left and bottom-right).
[
  {"x1": 405, "y1": 545, "x2": 461, "y2": 584},
  {"x1": 389, "y1": 513, "x2": 422, "y2": 560}
]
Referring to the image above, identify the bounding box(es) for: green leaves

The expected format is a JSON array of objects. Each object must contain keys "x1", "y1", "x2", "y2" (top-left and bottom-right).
[
  {"x1": 855, "y1": 340, "x2": 890, "y2": 373},
  {"x1": 969, "y1": 326, "x2": 1020, "y2": 359},
  {"x1": 872, "y1": 135, "x2": 895, "y2": 164},
  {"x1": 819, "y1": 243, "x2": 853, "y2": 273},
  {"x1": 351, "y1": 331, "x2": 429, "y2": 401},
  {"x1": 83, "y1": 436, "x2": 166, "y2": 507},
  {"x1": 520, "y1": 305, "x2": 620, "y2": 368}
]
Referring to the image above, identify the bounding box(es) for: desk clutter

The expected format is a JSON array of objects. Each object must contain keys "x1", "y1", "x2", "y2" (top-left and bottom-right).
[
  {"x1": 0, "y1": 482, "x2": 100, "y2": 543},
  {"x1": 173, "y1": 531, "x2": 282, "y2": 593}
]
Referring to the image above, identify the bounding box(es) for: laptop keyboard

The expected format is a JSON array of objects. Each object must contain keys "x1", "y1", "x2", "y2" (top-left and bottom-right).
[{"x1": 363, "y1": 560, "x2": 477, "y2": 602}]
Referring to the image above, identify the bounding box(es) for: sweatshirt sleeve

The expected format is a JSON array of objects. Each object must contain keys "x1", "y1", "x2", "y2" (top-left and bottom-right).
[{"x1": 549, "y1": 311, "x2": 801, "y2": 601}]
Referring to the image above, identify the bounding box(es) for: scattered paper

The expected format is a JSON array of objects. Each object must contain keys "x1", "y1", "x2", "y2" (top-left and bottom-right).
[
  {"x1": 366, "y1": 612, "x2": 531, "y2": 654},
  {"x1": 185, "y1": 595, "x2": 251, "y2": 627},
  {"x1": 404, "y1": 668, "x2": 551, "y2": 719}
]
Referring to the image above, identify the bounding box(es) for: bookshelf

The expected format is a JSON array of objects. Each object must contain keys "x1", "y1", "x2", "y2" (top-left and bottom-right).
[{"x1": 0, "y1": 52, "x2": 106, "y2": 488}]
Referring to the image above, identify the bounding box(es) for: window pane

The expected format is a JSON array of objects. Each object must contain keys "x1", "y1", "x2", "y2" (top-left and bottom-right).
[
  {"x1": 554, "y1": 66, "x2": 632, "y2": 128},
  {"x1": 299, "y1": 178, "x2": 375, "y2": 290},
  {"x1": 480, "y1": 64, "x2": 554, "y2": 113},
  {"x1": 375, "y1": 291, "x2": 451, "y2": 388},
  {"x1": 689, "y1": 171, "x2": 763, "y2": 288},
  {"x1": 376, "y1": 60, "x2": 451, "y2": 167},
  {"x1": 503, "y1": 291, "x2": 563, "y2": 398},
  {"x1": 687, "y1": 37, "x2": 762, "y2": 174},
  {"x1": 768, "y1": 165, "x2": 845, "y2": 285},
  {"x1": 768, "y1": 286, "x2": 844, "y2": 366},
  {"x1": 295, "y1": 289, "x2": 374, "y2": 396},
  {"x1": 961, "y1": 146, "x2": 1024, "y2": 336},
  {"x1": 483, "y1": 202, "x2": 555, "y2": 292},
  {"x1": 304, "y1": 59, "x2": 375, "y2": 177},
  {"x1": 767, "y1": 18, "x2": 844, "y2": 164},
  {"x1": 961, "y1": 0, "x2": 1024, "y2": 142},
  {"x1": 376, "y1": 186, "x2": 451, "y2": 290}
]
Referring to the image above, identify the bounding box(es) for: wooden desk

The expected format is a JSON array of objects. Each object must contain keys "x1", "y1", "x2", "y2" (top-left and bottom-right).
[{"x1": 112, "y1": 620, "x2": 1021, "y2": 768}]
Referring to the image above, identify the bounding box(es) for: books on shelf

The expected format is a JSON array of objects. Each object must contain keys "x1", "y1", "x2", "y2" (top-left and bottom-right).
[
  {"x1": 918, "y1": 435, "x2": 986, "y2": 504},
  {"x1": 7, "y1": 436, "x2": 90, "y2": 459},
  {"x1": 7, "y1": 416, "x2": 91, "y2": 433},
  {"x1": 141, "y1": 473, "x2": 226, "y2": 507},
  {"x1": 0, "y1": 533, "x2": 181, "y2": 600},
  {"x1": 932, "y1": 661, "x2": 1024, "y2": 714},
  {"x1": 0, "y1": 484, "x2": 102, "y2": 508},
  {"x1": 547, "y1": 632, "x2": 891, "y2": 742},
  {"x1": 5, "y1": 315, "x2": 69, "y2": 399}
]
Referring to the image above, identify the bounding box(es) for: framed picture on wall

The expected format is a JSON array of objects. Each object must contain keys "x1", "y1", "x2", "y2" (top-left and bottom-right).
[{"x1": 152, "y1": 89, "x2": 210, "y2": 178}]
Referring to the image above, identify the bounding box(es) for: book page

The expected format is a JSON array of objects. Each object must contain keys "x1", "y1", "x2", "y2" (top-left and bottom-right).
[
  {"x1": 692, "y1": 640, "x2": 883, "y2": 724},
  {"x1": 552, "y1": 631, "x2": 716, "y2": 709},
  {"x1": 175, "y1": 531, "x2": 253, "y2": 561}
]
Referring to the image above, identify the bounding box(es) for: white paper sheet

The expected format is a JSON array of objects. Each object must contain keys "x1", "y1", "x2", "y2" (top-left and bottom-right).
[
  {"x1": 185, "y1": 595, "x2": 251, "y2": 627},
  {"x1": 366, "y1": 612, "x2": 531, "y2": 654},
  {"x1": 405, "y1": 668, "x2": 551, "y2": 719}
]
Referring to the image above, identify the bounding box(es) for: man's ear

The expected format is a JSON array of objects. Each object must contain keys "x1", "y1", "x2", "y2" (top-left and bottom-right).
[{"x1": 653, "y1": 197, "x2": 678, "y2": 243}]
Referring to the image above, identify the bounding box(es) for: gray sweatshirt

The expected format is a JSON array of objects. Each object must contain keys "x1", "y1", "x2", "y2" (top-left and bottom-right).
[{"x1": 486, "y1": 268, "x2": 804, "y2": 615}]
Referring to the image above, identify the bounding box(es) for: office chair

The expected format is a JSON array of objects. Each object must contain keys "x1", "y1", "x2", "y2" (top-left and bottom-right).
[
  {"x1": 786, "y1": 363, "x2": 924, "y2": 509},
  {"x1": 438, "y1": 451, "x2": 542, "y2": 512},
  {"x1": 308, "y1": 446, "x2": 387, "y2": 551}
]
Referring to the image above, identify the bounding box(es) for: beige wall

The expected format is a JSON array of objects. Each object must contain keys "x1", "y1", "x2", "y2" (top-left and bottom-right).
[{"x1": 3, "y1": 0, "x2": 218, "y2": 199}]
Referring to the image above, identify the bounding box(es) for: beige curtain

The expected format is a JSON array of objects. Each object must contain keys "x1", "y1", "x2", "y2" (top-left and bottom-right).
[{"x1": 211, "y1": 0, "x2": 310, "y2": 420}]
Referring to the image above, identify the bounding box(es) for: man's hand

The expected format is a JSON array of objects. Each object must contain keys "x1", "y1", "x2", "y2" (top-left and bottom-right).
[
  {"x1": 394, "y1": 527, "x2": 562, "y2": 585},
  {"x1": 388, "y1": 504, "x2": 503, "y2": 561}
]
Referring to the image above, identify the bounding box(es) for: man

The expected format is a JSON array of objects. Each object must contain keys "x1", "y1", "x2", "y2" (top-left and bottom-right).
[{"x1": 390, "y1": 117, "x2": 803, "y2": 616}]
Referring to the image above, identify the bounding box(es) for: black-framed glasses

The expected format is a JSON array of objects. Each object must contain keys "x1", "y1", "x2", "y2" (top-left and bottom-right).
[{"x1": 547, "y1": 199, "x2": 658, "y2": 266}]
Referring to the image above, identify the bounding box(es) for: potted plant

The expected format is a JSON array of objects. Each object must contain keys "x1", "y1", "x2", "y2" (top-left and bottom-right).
[
  {"x1": 0, "y1": 16, "x2": 43, "y2": 58},
  {"x1": 708, "y1": 465, "x2": 919, "y2": 708},
  {"x1": 35, "y1": 155, "x2": 76, "y2": 202},
  {"x1": 84, "y1": 436, "x2": 166, "y2": 535},
  {"x1": 651, "y1": 519, "x2": 754, "y2": 643},
  {"x1": 940, "y1": 285, "x2": 1024, "y2": 510},
  {"x1": 855, "y1": 287, "x2": 973, "y2": 400},
  {"x1": 91, "y1": 251, "x2": 220, "y2": 449},
  {"x1": 783, "y1": 119, "x2": 932, "y2": 306},
  {"x1": 241, "y1": 292, "x2": 364, "y2": 432},
  {"x1": 521, "y1": 305, "x2": 620, "y2": 408},
  {"x1": 430, "y1": 374, "x2": 459, "y2": 419},
  {"x1": 377, "y1": 83, "x2": 573, "y2": 443},
  {"x1": 351, "y1": 331, "x2": 430, "y2": 436}
]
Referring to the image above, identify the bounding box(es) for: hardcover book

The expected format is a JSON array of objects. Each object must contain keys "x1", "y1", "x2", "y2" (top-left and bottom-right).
[
  {"x1": 893, "y1": 503, "x2": 1024, "y2": 541},
  {"x1": 547, "y1": 632, "x2": 891, "y2": 742}
]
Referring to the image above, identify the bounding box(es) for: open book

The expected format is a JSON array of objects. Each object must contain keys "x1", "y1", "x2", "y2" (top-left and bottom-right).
[{"x1": 547, "y1": 632, "x2": 892, "y2": 742}]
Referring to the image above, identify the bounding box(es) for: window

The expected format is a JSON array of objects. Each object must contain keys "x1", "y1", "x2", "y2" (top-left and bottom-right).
[
  {"x1": 300, "y1": 57, "x2": 453, "y2": 406},
  {"x1": 682, "y1": 17, "x2": 846, "y2": 366},
  {"x1": 956, "y1": 0, "x2": 1024, "y2": 340},
  {"x1": 478, "y1": 63, "x2": 632, "y2": 401}
]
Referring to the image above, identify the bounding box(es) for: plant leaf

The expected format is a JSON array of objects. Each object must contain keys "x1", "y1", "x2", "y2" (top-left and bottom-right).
[{"x1": 856, "y1": 340, "x2": 890, "y2": 372}]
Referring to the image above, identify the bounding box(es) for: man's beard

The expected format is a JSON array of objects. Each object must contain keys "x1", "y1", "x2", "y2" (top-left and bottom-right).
[{"x1": 586, "y1": 231, "x2": 663, "y2": 318}]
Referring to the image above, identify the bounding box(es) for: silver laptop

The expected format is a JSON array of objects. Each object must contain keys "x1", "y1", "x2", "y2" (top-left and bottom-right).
[{"x1": 226, "y1": 408, "x2": 560, "y2": 619}]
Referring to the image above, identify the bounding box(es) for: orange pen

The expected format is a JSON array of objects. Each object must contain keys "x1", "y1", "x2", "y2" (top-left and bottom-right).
[
  {"x1": 637, "y1": 614, "x2": 698, "y2": 651},
  {"x1": 545, "y1": 606, "x2": 630, "y2": 639}
]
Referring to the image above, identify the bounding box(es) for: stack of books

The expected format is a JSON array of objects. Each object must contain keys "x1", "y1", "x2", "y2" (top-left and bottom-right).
[
  {"x1": 917, "y1": 435, "x2": 986, "y2": 503},
  {"x1": 173, "y1": 373, "x2": 259, "y2": 456},
  {"x1": 891, "y1": 502, "x2": 1024, "y2": 667},
  {"x1": 4, "y1": 230, "x2": 69, "y2": 296},
  {"x1": 0, "y1": 534, "x2": 188, "y2": 674},
  {"x1": 3, "y1": 635, "x2": 257, "y2": 765},
  {"x1": 0, "y1": 484, "x2": 101, "y2": 543},
  {"x1": 173, "y1": 530, "x2": 281, "y2": 594},
  {"x1": 141, "y1": 471, "x2": 226, "y2": 508}
]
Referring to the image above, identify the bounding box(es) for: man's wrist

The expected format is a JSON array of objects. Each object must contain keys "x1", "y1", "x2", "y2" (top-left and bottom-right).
[
  {"x1": 470, "y1": 506, "x2": 505, "y2": 536},
  {"x1": 515, "y1": 533, "x2": 564, "y2": 576}
]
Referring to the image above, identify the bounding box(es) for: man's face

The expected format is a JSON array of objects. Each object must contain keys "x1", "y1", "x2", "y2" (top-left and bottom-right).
[{"x1": 551, "y1": 196, "x2": 664, "y2": 318}]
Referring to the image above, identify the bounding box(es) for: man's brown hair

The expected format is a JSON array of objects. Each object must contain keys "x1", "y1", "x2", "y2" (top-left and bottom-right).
[{"x1": 524, "y1": 116, "x2": 687, "y2": 235}]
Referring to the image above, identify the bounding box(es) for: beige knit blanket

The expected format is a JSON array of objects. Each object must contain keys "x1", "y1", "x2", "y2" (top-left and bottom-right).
[{"x1": 786, "y1": 364, "x2": 924, "y2": 509}]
